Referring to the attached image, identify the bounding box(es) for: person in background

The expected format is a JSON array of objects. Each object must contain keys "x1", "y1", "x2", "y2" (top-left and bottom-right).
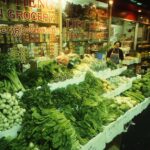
[{"x1": 106, "y1": 41, "x2": 124, "y2": 64}]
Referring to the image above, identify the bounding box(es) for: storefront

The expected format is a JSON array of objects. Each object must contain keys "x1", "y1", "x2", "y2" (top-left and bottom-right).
[{"x1": 0, "y1": 0, "x2": 150, "y2": 150}]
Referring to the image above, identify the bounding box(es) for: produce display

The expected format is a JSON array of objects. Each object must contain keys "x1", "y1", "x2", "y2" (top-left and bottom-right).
[
  {"x1": 101, "y1": 76, "x2": 130, "y2": 93},
  {"x1": 0, "y1": 92, "x2": 25, "y2": 131},
  {"x1": 90, "y1": 60, "x2": 107, "y2": 72},
  {"x1": 122, "y1": 91, "x2": 145, "y2": 103},
  {"x1": 0, "y1": 72, "x2": 126, "y2": 149},
  {"x1": 107, "y1": 76, "x2": 130, "y2": 88},
  {"x1": 101, "y1": 79, "x2": 115, "y2": 92},
  {"x1": 20, "y1": 61, "x2": 74, "y2": 89},
  {"x1": 114, "y1": 96, "x2": 138, "y2": 112},
  {"x1": 72, "y1": 55, "x2": 96, "y2": 75},
  {"x1": 51, "y1": 72, "x2": 106, "y2": 143},
  {"x1": 72, "y1": 63, "x2": 90, "y2": 75},
  {"x1": 0, "y1": 86, "x2": 80, "y2": 150},
  {"x1": 0, "y1": 54, "x2": 25, "y2": 93},
  {"x1": 13, "y1": 107, "x2": 80, "y2": 150},
  {"x1": 0, "y1": 52, "x2": 149, "y2": 150},
  {"x1": 124, "y1": 72, "x2": 150, "y2": 98},
  {"x1": 120, "y1": 68, "x2": 136, "y2": 77},
  {"x1": 106, "y1": 60, "x2": 118, "y2": 69}
]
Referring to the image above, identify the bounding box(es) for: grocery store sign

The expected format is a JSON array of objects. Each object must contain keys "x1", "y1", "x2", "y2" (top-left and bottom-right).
[
  {"x1": 0, "y1": 0, "x2": 59, "y2": 23},
  {"x1": 0, "y1": 24, "x2": 59, "y2": 37}
]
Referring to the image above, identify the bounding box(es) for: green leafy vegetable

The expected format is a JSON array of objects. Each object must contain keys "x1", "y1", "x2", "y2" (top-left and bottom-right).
[{"x1": 0, "y1": 54, "x2": 25, "y2": 92}]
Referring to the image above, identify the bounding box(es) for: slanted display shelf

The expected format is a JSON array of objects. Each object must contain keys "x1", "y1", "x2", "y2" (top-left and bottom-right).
[{"x1": 81, "y1": 97, "x2": 150, "y2": 150}]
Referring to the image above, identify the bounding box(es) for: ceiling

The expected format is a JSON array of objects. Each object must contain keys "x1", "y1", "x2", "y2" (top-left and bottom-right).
[
  {"x1": 122, "y1": 0, "x2": 150, "y2": 9},
  {"x1": 96, "y1": 0, "x2": 150, "y2": 23},
  {"x1": 98, "y1": 0, "x2": 150, "y2": 10}
]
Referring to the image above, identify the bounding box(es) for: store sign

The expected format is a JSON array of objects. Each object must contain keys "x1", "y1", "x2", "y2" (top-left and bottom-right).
[
  {"x1": 65, "y1": 18, "x2": 108, "y2": 41},
  {"x1": 0, "y1": 0, "x2": 58, "y2": 23},
  {"x1": 0, "y1": 24, "x2": 59, "y2": 37},
  {"x1": 66, "y1": 19, "x2": 107, "y2": 31}
]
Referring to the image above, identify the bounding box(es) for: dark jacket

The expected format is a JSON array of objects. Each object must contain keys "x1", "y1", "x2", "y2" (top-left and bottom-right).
[{"x1": 107, "y1": 48, "x2": 124, "y2": 60}]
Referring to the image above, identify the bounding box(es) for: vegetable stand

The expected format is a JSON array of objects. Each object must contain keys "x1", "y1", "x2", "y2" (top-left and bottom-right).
[
  {"x1": 0, "y1": 67, "x2": 127, "y2": 138},
  {"x1": 48, "y1": 66, "x2": 127, "y2": 91},
  {"x1": 0, "y1": 66, "x2": 149, "y2": 150},
  {"x1": 82, "y1": 97, "x2": 150, "y2": 150}
]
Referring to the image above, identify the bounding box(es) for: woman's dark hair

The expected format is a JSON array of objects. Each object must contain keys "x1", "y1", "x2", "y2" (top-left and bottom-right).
[{"x1": 114, "y1": 41, "x2": 121, "y2": 47}]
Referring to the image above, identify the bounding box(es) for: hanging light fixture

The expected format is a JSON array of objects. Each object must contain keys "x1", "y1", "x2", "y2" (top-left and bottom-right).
[
  {"x1": 109, "y1": 0, "x2": 113, "y2": 5},
  {"x1": 138, "y1": 9, "x2": 142, "y2": 13}
]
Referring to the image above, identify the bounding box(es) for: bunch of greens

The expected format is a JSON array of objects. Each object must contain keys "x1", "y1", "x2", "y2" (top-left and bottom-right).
[
  {"x1": 90, "y1": 60, "x2": 107, "y2": 72},
  {"x1": 0, "y1": 54, "x2": 24, "y2": 92},
  {"x1": 3, "y1": 85, "x2": 80, "y2": 150},
  {"x1": 6, "y1": 108, "x2": 80, "y2": 150},
  {"x1": 120, "y1": 68, "x2": 136, "y2": 77},
  {"x1": 20, "y1": 61, "x2": 73, "y2": 89},
  {"x1": 52, "y1": 72, "x2": 122, "y2": 144},
  {"x1": 0, "y1": 137, "x2": 12, "y2": 150},
  {"x1": 124, "y1": 72, "x2": 150, "y2": 98},
  {"x1": 52, "y1": 85, "x2": 103, "y2": 144},
  {"x1": 0, "y1": 72, "x2": 124, "y2": 149},
  {"x1": 106, "y1": 60, "x2": 117, "y2": 70},
  {"x1": 21, "y1": 85, "x2": 53, "y2": 110}
]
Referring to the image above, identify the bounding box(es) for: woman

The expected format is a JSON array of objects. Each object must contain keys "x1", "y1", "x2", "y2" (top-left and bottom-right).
[{"x1": 107, "y1": 41, "x2": 124, "y2": 64}]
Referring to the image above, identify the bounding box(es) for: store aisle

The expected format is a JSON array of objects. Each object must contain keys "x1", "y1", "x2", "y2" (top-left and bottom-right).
[{"x1": 121, "y1": 105, "x2": 150, "y2": 150}]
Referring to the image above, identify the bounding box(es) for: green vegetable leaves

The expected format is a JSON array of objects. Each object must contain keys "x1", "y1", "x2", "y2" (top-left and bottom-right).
[{"x1": 0, "y1": 54, "x2": 25, "y2": 92}]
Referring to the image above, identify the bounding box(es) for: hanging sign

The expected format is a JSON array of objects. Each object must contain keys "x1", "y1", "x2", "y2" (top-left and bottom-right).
[{"x1": 0, "y1": 0, "x2": 59, "y2": 23}]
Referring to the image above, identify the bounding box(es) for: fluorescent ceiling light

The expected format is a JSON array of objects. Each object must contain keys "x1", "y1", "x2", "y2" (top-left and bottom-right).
[
  {"x1": 137, "y1": 2, "x2": 142, "y2": 5},
  {"x1": 96, "y1": 1, "x2": 108, "y2": 8}
]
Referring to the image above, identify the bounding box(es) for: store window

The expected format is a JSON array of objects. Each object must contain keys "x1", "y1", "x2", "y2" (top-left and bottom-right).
[
  {"x1": 0, "y1": 0, "x2": 61, "y2": 63},
  {"x1": 62, "y1": 0, "x2": 109, "y2": 56}
]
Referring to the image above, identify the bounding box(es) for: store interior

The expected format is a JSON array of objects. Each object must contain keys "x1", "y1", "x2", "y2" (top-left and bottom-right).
[{"x1": 0, "y1": 0, "x2": 150, "y2": 150}]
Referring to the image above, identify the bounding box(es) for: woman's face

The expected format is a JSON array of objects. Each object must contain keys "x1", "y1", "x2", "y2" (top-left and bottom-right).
[{"x1": 114, "y1": 42, "x2": 120, "y2": 48}]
